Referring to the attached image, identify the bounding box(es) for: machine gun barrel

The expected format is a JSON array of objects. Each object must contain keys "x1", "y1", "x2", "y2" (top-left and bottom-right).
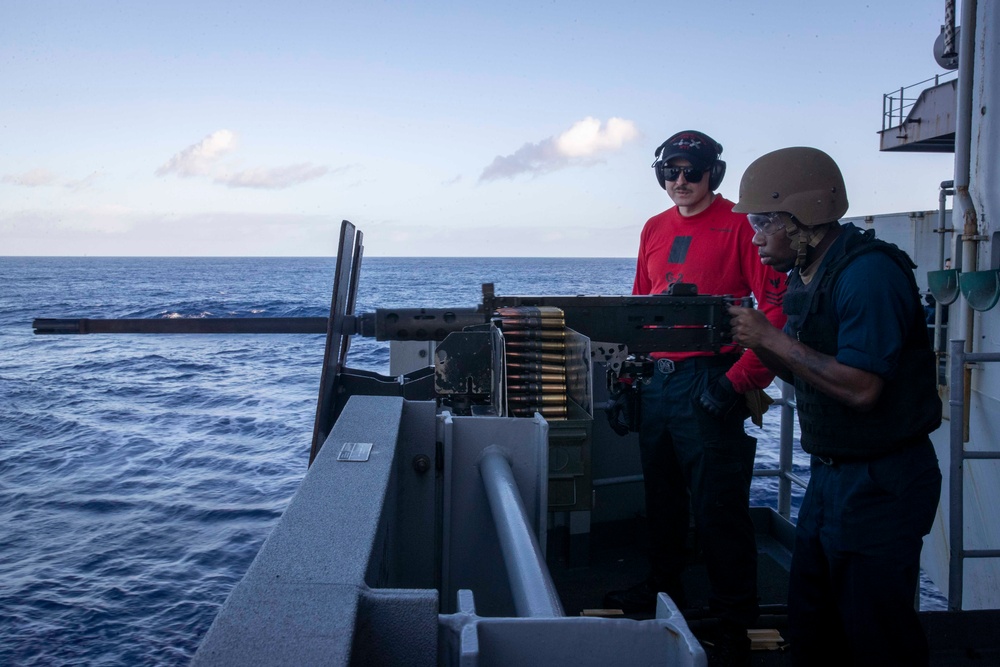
[
  {"x1": 32, "y1": 317, "x2": 329, "y2": 335},
  {"x1": 33, "y1": 291, "x2": 746, "y2": 354}
]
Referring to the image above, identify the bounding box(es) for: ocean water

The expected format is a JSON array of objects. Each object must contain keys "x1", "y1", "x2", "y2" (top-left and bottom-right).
[{"x1": 0, "y1": 256, "x2": 940, "y2": 666}]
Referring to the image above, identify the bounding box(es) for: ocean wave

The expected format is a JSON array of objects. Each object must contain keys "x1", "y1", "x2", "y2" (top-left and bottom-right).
[{"x1": 120, "y1": 299, "x2": 330, "y2": 321}]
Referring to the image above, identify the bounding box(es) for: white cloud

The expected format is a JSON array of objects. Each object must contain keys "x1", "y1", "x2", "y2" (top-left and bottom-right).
[
  {"x1": 479, "y1": 141, "x2": 561, "y2": 182},
  {"x1": 480, "y1": 117, "x2": 639, "y2": 182},
  {"x1": 2, "y1": 168, "x2": 60, "y2": 187},
  {"x1": 555, "y1": 117, "x2": 639, "y2": 157},
  {"x1": 155, "y1": 129, "x2": 333, "y2": 189},
  {"x1": 155, "y1": 129, "x2": 237, "y2": 178},
  {"x1": 1, "y1": 168, "x2": 100, "y2": 191},
  {"x1": 64, "y1": 171, "x2": 101, "y2": 192},
  {"x1": 215, "y1": 163, "x2": 330, "y2": 189}
]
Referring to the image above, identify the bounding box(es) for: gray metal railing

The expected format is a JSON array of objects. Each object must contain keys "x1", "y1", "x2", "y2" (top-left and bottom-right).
[
  {"x1": 592, "y1": 380, "x2": 805, "y2": 521},
  {"x1": 762, "y1": 380, "x2": 808, "y2": 520},
  {"x1": 882, "y1": 72, "x2": 959, "y2": 132},
  {"x1": 480, "y1": 446, "x2": 565, "y2": 617},
  {"x1": 947, "y1": 340, "x2": 1000, "y2": 610}
]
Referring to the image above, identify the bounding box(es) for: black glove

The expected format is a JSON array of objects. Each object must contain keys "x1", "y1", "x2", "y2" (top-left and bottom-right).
[
  {"x1": 605, "y1": 384, "x2": 640, "y2": 436},
  {"x1": 697, "y1": 374, "x2": 740, "y2": 418}
]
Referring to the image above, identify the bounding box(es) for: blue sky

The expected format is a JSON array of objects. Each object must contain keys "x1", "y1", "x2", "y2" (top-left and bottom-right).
[{"x1": 2, "y1": 1, "x2": 956, "y2": 257}]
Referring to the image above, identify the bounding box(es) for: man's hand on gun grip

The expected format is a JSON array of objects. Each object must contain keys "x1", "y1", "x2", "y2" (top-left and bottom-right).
[{"x1": 697, "y1": 374, "x2": 740, "y2": 418}]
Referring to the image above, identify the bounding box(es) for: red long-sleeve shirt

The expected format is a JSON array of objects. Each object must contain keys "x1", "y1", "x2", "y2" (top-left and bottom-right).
[{"x1": 633, "y1": 195, "x2": 787, "y2": 393}]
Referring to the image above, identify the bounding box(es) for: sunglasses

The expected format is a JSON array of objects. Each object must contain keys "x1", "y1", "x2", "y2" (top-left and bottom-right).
[
  {"x1": 657, "y1": 165, "x2": 707, "y2": 183},
  {"x1": 747, "y1": 212, "x2": 787, "y2": 236}
]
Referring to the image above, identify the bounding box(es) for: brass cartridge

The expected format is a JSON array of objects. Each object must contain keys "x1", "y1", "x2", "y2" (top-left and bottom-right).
[
  {"x1": 506, "y1": 382, "x2": 566, "y2": 394},
  {"x1": 507, "y1": 394, "x2": 566, "y2": 405},
  {"x1": 505, "y1": 351, "x2": 567, "y2": 364},
  {"x1": 504, "y1": 339, "x2": 564, "y2": 351}
]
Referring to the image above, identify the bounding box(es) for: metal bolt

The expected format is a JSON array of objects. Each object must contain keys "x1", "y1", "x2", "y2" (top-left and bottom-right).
[{"x1": 413, "y1": 454, "x2": 431, "y2": 474}]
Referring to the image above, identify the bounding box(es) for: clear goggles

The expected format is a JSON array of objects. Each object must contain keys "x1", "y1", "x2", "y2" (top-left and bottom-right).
[{"x1": 747, "y1": 212, "x2": 788, "y2": 236}]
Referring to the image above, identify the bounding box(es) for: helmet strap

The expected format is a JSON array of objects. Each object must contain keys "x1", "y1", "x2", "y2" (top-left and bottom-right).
[
  {"x1": 795, "y1": 237, "x2": 810, "y2": 268},
  {"x1": 803, "y1": 224, "x2": 830, "y2": 249},
  {"x1": 785, "y1": 219, "x2": 831, "y2": 268}
]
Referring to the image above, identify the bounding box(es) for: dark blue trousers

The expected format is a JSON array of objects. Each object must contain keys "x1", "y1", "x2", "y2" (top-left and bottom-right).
[
  {"x1": 788, "y1": 439, "x2": 941, "y2": 666},
  {"x1": 638, "y1": 358, "x2": 759, "y2": 627}
]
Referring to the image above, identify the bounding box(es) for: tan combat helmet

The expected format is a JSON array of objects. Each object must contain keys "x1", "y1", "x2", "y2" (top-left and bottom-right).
[{"x1": 734, "y1": 147, "x2": 849, "y2": 266}]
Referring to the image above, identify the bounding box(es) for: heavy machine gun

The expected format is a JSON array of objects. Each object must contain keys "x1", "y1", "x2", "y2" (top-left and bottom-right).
[{"x1": 33, "y1": 221, "x2": 748, "y2": 468}]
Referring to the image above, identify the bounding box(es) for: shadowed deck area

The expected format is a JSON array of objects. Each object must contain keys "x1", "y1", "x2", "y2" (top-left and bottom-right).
[{"x1": 546, "y1": 509, "x2": 1000, "y2": 666}]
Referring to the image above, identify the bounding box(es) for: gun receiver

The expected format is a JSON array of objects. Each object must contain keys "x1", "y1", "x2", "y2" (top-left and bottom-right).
[{"x1": 358, "y1": 283, "x2": 745, "y2": 354}]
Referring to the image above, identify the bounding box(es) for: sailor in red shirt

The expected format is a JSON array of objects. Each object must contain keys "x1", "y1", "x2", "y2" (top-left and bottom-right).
[{"x1": 606, "y1": 130, "x2": 787, "y2": 666}]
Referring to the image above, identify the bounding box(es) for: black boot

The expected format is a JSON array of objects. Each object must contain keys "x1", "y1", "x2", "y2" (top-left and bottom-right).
[
  {"x1": 603, "y1": 576, "x2": 686, "y2": 615},
  {"x1": 705, "y1": 622, "x2": 750, "y2": 667}
]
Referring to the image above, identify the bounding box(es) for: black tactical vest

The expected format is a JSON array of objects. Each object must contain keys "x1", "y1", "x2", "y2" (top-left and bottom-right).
[{"x1": 783, "y1": 226, "x2": 942, "y2": 458}]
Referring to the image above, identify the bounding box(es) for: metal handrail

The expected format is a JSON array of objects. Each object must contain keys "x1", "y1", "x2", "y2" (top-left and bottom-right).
[
  {"x1": 480, "y1": 446, "x2": 565, "y2": 618},
  {"x1": 882, "y1": 72, "x2": 959, "y2": 132},
  {"x1": 775, "y1": 380, "x2": 800, "y2": 518},
  {"x1": 752, "y1": 380, "x2": 805, "y2": 522},
  {"x1": 591, "y1": 380, "x2": 805, "y2": 521},
  {"x1": 947, "y1": 342, "x2": 1000, "y2": 611}
]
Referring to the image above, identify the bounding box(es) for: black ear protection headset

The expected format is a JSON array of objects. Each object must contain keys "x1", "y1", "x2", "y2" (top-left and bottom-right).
[{"x1": 652, "y1": 135, "x2": 727, "y2": 191}]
